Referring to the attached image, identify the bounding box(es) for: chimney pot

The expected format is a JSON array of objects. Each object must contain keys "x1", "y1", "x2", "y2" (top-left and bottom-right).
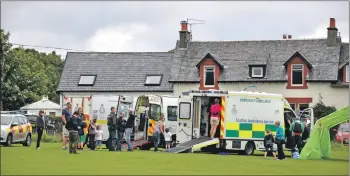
[
  {"x1": 181, "y1": 21, "x2": 188, "y2": 31},
  {"x1": 282, "y1": 34, "x2": 287, "y2": 39},
  {"x1": 288, "y1": 35, "x2": 292, "y2": 39},
  {"x1": 329, "y1": 18, "x2": 336, "y2": 28}
]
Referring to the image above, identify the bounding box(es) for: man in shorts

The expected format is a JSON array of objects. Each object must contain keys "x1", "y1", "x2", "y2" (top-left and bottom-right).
[
  {"x1": 61, "y1": 102, "x2": 72, "y2": 150},
  {"x1": 210, "y1": 98, "x2": 221, "y2": 139}
]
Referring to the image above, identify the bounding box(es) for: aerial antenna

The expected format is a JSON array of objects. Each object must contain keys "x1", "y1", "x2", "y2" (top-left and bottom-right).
[{"x1": 186, "y1": 18, "x2": 205, "y2": 33}]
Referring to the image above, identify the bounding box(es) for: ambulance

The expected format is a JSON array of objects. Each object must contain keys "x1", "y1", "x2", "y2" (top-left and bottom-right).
[
  {"x1": 167, "y1": 90, "x2": 314, "y2": 154},
  {"x1": 133, "y1": 95, "x2": 178, "y2": 150}
]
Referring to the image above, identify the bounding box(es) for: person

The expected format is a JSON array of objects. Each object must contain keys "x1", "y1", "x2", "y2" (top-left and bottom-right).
[
  {"x1": 36, "y1": 110, "x2": 47, "y2": 149},
  {"x1": 95, "y1": 125, "x2": 104, "y2": 151},
  {"x1": 61, "y1": 102, "x2": 72, "y2": 150},
  {"x1": 153, "y1": 114, "x2": 165, "y2": 152},
  {"x1": 275, "y1": 120, "x2": 286, "y2": 160},
  {"x1": 116, "y1": 112, "x2": 127, "y2": 151},
  {"x1": 107, "y1": 107, "x2": 118, "y2": 151},
  {"x1": 125, "y1": 108, "x2": 136, "y2": 151},
  {"x1": 164, "y1": 128, "x2": 172, "y2": 150},
  {"x1": 66, "y1": 111, "x2": 82, "y2": 154},
  {"x1": 263, "y1": 128, "x2": 276, "y2": 160},
  {"x1": 301, "y1": 119, "x2": 310, "y2": 150},
  {"x1": 88, "y1": 119, "x2": 97, "y2": 151},
  {"x1": 210, "y1": 98, "x2": 221, "y2": 139},
  {"x1": 290, "y1": 119, "x2": 304, "y2": 152},
  {"x1": 77, "y1": 107, "x2": 87, "y2": 150}
]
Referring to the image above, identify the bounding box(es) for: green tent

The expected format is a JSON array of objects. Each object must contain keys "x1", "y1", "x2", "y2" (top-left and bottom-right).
[{"x1": 300, "y1": 106, "x2": 349, "y2": 160}]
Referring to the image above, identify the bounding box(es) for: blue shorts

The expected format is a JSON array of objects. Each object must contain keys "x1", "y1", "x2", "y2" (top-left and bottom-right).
[{"x1": 96, "y1": 140, "x2": 102, "y2": 146}]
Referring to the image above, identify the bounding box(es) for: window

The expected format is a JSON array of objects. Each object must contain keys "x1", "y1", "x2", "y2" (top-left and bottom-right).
[
  {"x1": 204, "y1": 66, "x2": 215, "y2": 87},
  {"x1": 252, "y1": 67, "x2": 263, "y2": 77},
  {"x1": 149, "y1": 104, "x2": 161, "y2": 121},
  {"x1": 17, "y1": 116, "x2": 25, "y2": 125},
  {"x1": 167, "y1": 106, "x2": 178, "y2": 121},
  {"x1": 118, "y1": 102, "x2": 132, "y2": 120},
  {"x1": 291, "y1": 64, "x2": 303, "y2": 85},
  {"x1": 179, "y1": 103, "x2": 191, "y2": 119},
  {"x1": 49, "y1": 112, "x2": 56, "y2": 117},
  {"x1": 12, "y1": 116, "x2": 20, "y2": 125},
  {"x1": 290, "y1": 103, "x2": 296, "y2": 111},
  {"x1": 299, "y1": 104, "x2": 309, "y2": 111},
  {"x1": 20, "y1": 116, "x2": 28, "y2": 124},
  {"x1": 78, "y1": 75, "x2": 96, "y2": 86},
  {"x1": 346, "y1": 65, "x2": 349, "y2": 83},
  {"x1": 145, "y1": 75, "x2": 162, "y2": 85}
]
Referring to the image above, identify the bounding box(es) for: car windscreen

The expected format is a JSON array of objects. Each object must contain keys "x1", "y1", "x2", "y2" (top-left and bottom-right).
[{"x1": 1, "y1": 115, "x2": 12, "y2": 125}]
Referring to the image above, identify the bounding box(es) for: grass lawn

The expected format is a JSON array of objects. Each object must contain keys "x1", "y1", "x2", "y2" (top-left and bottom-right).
[{"x1": 1, "y1": 142, "x2": 349, "y2": 175}]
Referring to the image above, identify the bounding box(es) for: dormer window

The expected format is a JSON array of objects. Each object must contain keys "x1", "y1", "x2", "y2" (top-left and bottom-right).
[
  {"x1": 78, "y1": 75, "x2": 96, "y2": 86},
  {"x1": 145, "y1": 75, "x2": 162, "y2": 86},
  {"x1": 291, "y1": 64, "x2": 303, "y2": 86},
  {"x1": 251, "y1": 67, "x2": 263, "y2": 78},
  {"x1": 204, "y1": 66, "x2": 215, "y2": 87}
]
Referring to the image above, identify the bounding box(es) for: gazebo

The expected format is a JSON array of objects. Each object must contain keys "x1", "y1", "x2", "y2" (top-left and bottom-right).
[{"x1": 20, "y1": 96, "x2": 61, "y2": 117}]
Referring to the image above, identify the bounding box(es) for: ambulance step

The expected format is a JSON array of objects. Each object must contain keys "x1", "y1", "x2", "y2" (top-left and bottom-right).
[{"x1": 164, "y1": 137, "x2": 219, "y2": 153}]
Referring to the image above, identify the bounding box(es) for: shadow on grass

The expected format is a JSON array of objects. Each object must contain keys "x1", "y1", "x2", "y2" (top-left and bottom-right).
[{"x1": 323, "y1": 158, "x2": 349, "y2": 162}]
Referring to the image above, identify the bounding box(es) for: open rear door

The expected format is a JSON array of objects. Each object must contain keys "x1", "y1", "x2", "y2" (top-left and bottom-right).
[
  {"x1": 300, "y1": 108, "x2": 314, "y2": 130},
  {"x1": 177, "y1": 96, "x2": 193, "y2": 144}
]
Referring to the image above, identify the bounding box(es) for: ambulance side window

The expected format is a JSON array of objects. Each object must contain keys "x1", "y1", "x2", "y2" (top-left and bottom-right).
[
  {"x1": 179, "y1": 103, "x2": 191, "y2": 119},
  {"x1": 167, "y1": 106, "x2": 177, "y2": 121}
]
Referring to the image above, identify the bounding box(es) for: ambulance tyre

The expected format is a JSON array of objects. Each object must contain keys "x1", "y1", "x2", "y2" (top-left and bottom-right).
[
  {"x1": 23, "y1": 134, "x2": 31, "y2": 147},
  {"x1": 5, "y1": 134, "x2": 13, "y2": 147},
  {"x1": 244, "y1": 142, "x2": 255, "y2": 155}
]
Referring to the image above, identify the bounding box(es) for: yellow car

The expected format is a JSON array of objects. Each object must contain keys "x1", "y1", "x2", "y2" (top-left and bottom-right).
[{"x1": 1, "y1": 113, "x2": 32, "y2": 147}]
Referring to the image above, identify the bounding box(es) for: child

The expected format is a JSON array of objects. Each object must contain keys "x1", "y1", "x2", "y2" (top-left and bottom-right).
[
  {"x1": 164, "y1": 128, "x2": 172, "y2": 149},
  {"x1": 264, "y1": 128, "x2": 277, "y2": 160},
  {"x1": 292, "y1": 148, "x2": 300, "y2": 159},
  {"x1": 95, "y1": 125, "x2": 104, "y2": 151}
]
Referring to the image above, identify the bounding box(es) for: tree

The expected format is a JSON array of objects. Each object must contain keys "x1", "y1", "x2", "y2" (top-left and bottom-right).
[
  {"x1": 312, "y1": 94, "x2": 337, "y2": 120},
  {"x1": 0, "y1": 29, "x2": 12, "y2": 110},
  {"x1": 1, "y1": 29, "x2": 64, "y2": 110}
]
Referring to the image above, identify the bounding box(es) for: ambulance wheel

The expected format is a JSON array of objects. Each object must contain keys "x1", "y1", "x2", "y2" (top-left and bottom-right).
[
  {"x1": 5, "y1": 134, "x2": 13, "y2": 147},
  {"x1": 244, "y1": 142, "x2": 255, "y2": 155},
  {"x1": 22, "y1": 134, "x2": 31, "y2": 146}
]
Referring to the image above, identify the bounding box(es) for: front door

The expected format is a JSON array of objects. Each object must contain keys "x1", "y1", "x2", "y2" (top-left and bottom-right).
[{"x1": 177, "y1": 96, "x2": 193, "y2": 144}]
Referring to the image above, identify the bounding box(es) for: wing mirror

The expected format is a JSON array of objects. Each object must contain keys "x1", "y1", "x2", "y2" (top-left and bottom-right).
[{"x1": 11, "y1": 122, "x2": 19, "y2": 127}]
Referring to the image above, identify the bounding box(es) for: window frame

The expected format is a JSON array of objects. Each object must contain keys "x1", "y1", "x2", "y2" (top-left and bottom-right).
[
  {"x1": 251, "y1": 67, "x2": 264, "y2": 78},
  {"x1": 145, "y1": 74, "x2": 163, "y2": 86},
  {"x1": 167, "y1": 106, "x2": 178, "y2": 121},
  {"x1": 78, "y1": 74, "x2": 97, "y2": 86},
  {"x1": 346, "y1": 65, "x2": 349, "y2": 83},
  {"x1": 149, "y1": 104, "x2": 161, "y2": 121},
  {"x1": 298, "y1": 103, "x2": 309, "y2": 111},
  {"x1": 289, "y1": 103, "x2": 296, "y2": 111},
  {"x1": 204, "y1": 65, "x2": 215, "y2": 87},
  {"x1": 291, "y1": 64, "x2": 304, "y2": 86},
  {"x1": 179, "y1": 102, "x2": 191, "y2": 120}
]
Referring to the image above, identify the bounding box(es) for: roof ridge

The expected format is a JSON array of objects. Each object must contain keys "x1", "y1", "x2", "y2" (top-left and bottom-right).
[
  {"x1": 189, "y1": 38, "x2": 328, "y2": 43},
  {"x1": 67, "y1": 52, "x2": 172, "y2": 54}
]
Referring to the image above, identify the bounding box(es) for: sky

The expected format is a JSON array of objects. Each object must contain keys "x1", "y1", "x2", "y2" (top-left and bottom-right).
[{"x1": 1, "y1": 1, "x2": 349, "y2": 58}]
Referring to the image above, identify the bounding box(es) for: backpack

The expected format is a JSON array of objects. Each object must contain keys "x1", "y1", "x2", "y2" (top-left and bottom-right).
[
  {"x1": 265, "y1": 135, "x2": 273, "y2": 145},
  {"x1": 293, "y1": 122, "x2": 302, "y2": 133}
]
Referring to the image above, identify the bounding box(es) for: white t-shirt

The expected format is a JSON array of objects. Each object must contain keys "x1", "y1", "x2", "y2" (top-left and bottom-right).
[
  {"x1": 164, "y1": 132, "x2": 172, "y2": 142},
  {"x1": 95, "y1": 130, "x2": 103, "y2": 140}
]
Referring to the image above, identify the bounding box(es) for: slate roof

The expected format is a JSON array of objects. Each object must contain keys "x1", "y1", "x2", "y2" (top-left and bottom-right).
[
  {"x1": 56, "y1": 52, "x2": 174, "y2": 92},
  {"x1": 339, "y1": 43, "x2": 349, "y2": 68},
  {"x1": 170, "y1": 38, "x2": 347, "y2": 82}
]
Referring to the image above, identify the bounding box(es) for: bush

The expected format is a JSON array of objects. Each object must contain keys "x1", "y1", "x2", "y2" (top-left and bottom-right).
[{"x1": 312, "y1": 95, "x2": 337, "y2": 121}]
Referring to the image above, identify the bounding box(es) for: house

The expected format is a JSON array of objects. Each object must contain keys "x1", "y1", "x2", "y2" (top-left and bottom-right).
[
  {"x1": 57, "y1": 18, "x2": 348, "y2": 114},
  {"x1": 20, "y1": 96, "x2": 61, "y2": 116}
]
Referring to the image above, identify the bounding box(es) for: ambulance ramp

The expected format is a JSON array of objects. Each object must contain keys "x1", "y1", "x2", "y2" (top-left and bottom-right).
[
  {"x1": 121, "y1": 139, "x2": 151, "y2": 150},
  {"x1": 164, "y1": 137, "x2": 219, "y2": 153}
]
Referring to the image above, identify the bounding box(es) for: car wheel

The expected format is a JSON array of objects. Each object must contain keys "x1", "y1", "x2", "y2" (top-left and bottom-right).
[
  {"x1": 23, "y1": 134, "x2": 31, "y2": 146},
  {"x1": 4, "y1": 134, "x2": 13, "y2": 147},
  {"x1": 244, "y1": 142, "x2": 255, "y2": 155}
]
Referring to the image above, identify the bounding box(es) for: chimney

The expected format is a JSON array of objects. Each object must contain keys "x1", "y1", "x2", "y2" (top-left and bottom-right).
[
  {"x1": 288, "y1": 35, "x2": 292, "y2": 39},
  {"x1": 283, "y1": 34, "x2": 287, "y2": 39},
  {"x1": 327, "y1": 18, "x2": 338, "y2": 47},
  {"x1": 179, "y1": 21, "x2": 191, "y2": 48}
]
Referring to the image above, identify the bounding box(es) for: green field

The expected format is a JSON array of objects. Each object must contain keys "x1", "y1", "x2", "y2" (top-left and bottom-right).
[{"x1": 1, "y1": 142, "x2": 349, "y2": 175}]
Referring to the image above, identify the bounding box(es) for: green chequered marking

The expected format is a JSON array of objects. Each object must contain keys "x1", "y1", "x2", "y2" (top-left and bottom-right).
[
  {"x1": 239, "y1": 123, "x2": 252, "y2": 130},
  {"x1": 265, "y1": 124, "x2": 276, "y2": 132},
  {"x1": 252, "y1": 131, "x2": 265, "y2": 138},
  {"x1": 226, "y1": 130, "x2": 239, "y2": 137}
]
